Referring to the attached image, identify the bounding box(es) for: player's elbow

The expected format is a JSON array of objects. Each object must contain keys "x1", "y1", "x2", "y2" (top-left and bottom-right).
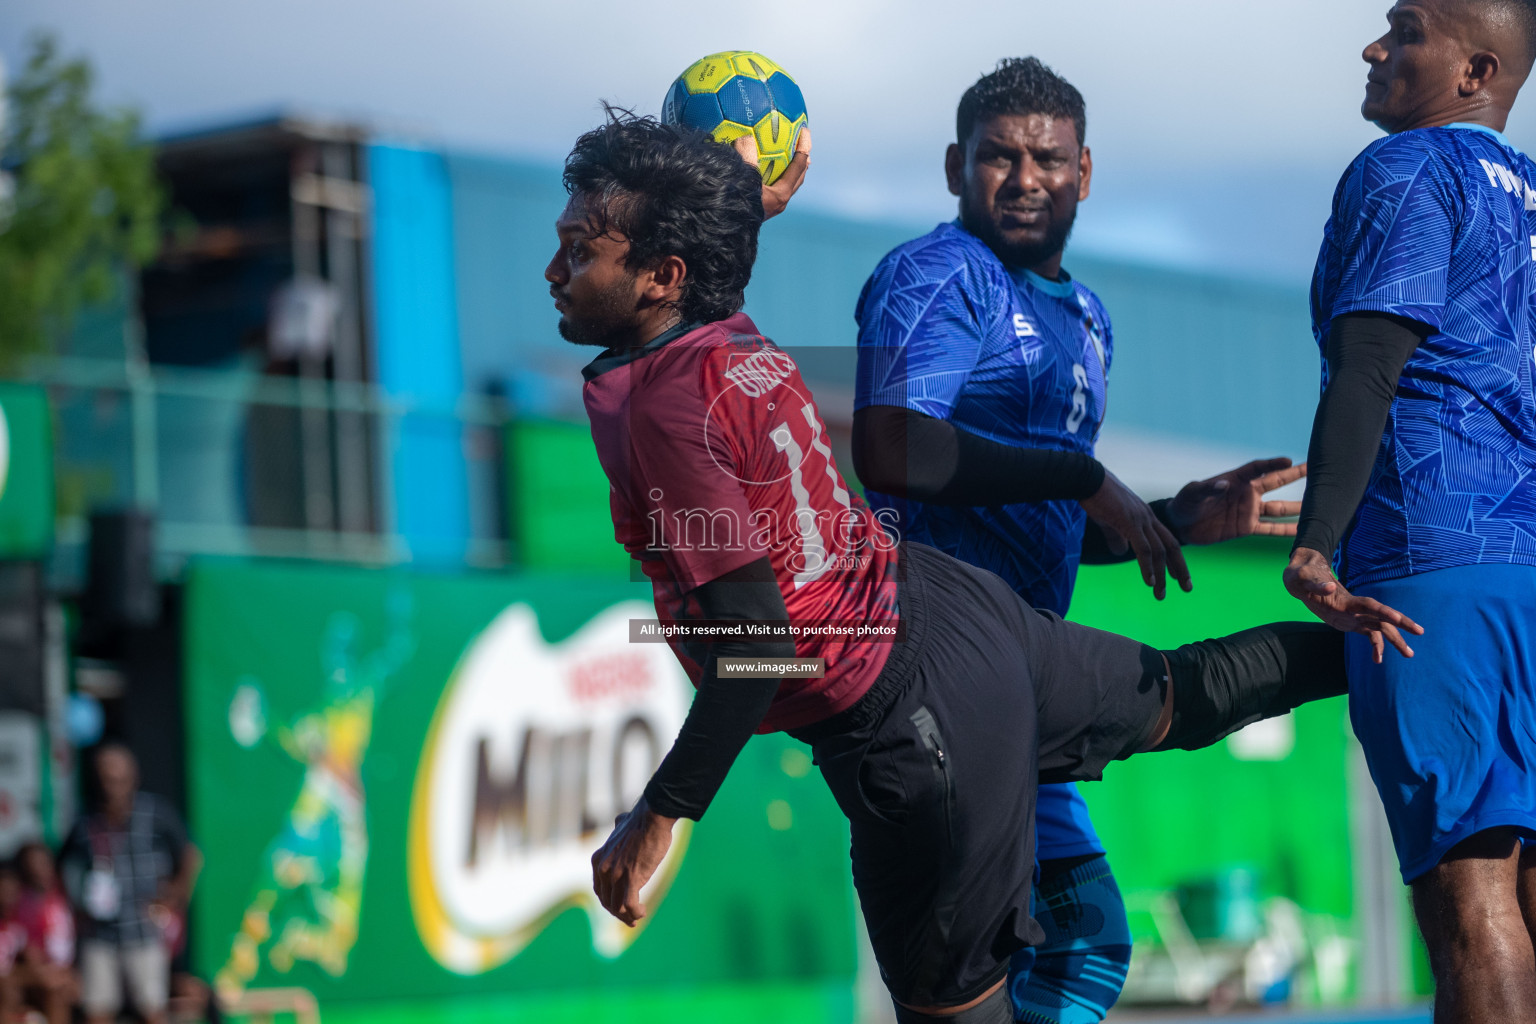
[
  {"x1": 852, "y1": 449, "x2": 905, "y2": 496},
  {"x1": 852, "y1": 405, "x2": 946, "y2": 498},
  {"x1": 851, "y1": 408, "x2": 906, "y2": 496}
]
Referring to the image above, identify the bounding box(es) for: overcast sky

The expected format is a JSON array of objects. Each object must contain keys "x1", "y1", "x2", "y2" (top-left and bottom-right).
[{"x1": 5, "y1": 0, "x2": 1534, "y2": 282}]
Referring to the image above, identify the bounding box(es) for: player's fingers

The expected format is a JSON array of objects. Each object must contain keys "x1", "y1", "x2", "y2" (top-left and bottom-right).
[
  {"x1": 606, "y1": 880, "x2": 625, "y2": 919},
  {"x1": 592, "y1": 859, "x2": 613, "y2": 914},
  {"x1": 1368, "y1": 629, "x2": 1385, "y2": 664},
  {"x1": 1351, "y1": 596, "x2": 1424, "y2": 636},
  {"x1": 1099, "y1": 522, "x2": 1129, "y2": 556},
  {"x1": 1251, "y1": 521, "x2": 1296, "y2": 537},
  {"x1": 1377, "y1": 621, "x2": 1415, "y2": 659},
  {"x1": 1309, "y1": 581, "x2": 1338, "y2": 598},
  {"x1": 767, "y1": 128, "x2": 812, "y2": 198},
  {"x1": 619, "y1": 879, "x2": 646, "y2": 927},
  {"x1": 1256, "y1": 463, "x2": 1307, "y2": 491},
  {"x1": 1239, "y1": 457, "x2": 1293, "y2": 480},
  {"x1": 732, "y1": 134, "x2": 761, "y2": 167},
  {"x1": 1157, "y1": 519, "x2": 1193, "y2": 592},
  {"x1": 774, "y1": 148, "x2": 810, "y2": 198},
  {"x1": 1297, "y1": 563, "x2": 1338, "y2": 594},
  {"x1": 1136, "y1": 523, "x2": 1169, "y2": 600},
  {"x1": 1125, "y1": 526, "x2": 1159, "y2": 596},
  {"x1": 1261, "y1": 500, "x2": 1301, "y2": 518}
]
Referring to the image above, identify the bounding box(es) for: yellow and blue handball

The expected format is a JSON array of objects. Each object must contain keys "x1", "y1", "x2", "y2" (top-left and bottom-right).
[{"x1": 662, "y1": 51, "x2": 807, "y2": 185}]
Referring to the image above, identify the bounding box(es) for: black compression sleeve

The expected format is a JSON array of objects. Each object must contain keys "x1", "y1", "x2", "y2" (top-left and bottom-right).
[
  {"x1": 1156, "y1": 622, "x2": 1347, "y2": 752},
  {"x1": 852, "y1": 405, "x2": 1106, "y2": 505},
  {"x1": 642, "y1": 558, "x2": 793, "y2": 821},
  {"x1": 1293, "y1": 313, "x2": 1429, "y2": 558}
]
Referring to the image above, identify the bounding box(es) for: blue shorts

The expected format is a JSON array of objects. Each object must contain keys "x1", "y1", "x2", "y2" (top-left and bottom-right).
[
  {"x1": 1349, "y1": 564, "x2": 1536, "y2": 883},
  {"x1": 1035, "y1": 783, "x2": 1104, "y2": 861}
]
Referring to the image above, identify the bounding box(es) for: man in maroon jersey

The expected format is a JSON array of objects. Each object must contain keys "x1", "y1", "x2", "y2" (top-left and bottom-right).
[{"x1": 555, "y1": 114, "x2": 1417, "y2": 1023}]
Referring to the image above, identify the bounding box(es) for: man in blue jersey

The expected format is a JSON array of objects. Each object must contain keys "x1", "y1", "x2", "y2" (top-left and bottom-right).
[
  {"x1": 1284, "y1": 1, "x2": 1536, "y2": 1019},
  {"x1": 853, "y1": 58, "x2": 1305, "y2": 1024}
]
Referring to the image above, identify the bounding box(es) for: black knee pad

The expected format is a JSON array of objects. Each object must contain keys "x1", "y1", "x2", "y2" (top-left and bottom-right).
[
  {"x1": 892, "y1": 984, "x2": 1013, "y2": 1024},
  {"x1": 1158, "y1": 621, "x2": 1346, "y2": 752}
]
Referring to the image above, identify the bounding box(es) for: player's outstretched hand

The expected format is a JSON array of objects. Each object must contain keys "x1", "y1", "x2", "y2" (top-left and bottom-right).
[
  {"x1": 735, "y1": 126, "x2": 811, "y2": 220},
  {"x1": 591, "y1": 796, "x2": 675, "y2": 927},
  {"x1": 1080, "y1": 470, "x2": 1192, "y2": 600},
  {"x1": 1168, "y1": 457, "x2": 1306, "y2": 545},
  {"x1": 1283, "y1": 546, "x2": 1424, "y2": 663}
]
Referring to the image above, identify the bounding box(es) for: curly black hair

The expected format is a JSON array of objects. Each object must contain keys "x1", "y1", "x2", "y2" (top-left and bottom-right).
[
  {"x1": 562, "y1": 110, "x2": 763, "y2": 325},
  {"x1": 956, "y1": 57, "x2": 1086, "y2": 148}
]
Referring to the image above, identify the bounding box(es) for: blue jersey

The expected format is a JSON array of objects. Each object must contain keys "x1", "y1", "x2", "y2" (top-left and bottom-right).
[
  {"x1": 855, "y1": 221, "x2": 1112, "y2": 863},
  {"x1": 854, "y1": 221, "x2": 1113, "y2": 616},
  {"x1": 1312, "y1": 124, "x2": 1536, "y2": 587}
]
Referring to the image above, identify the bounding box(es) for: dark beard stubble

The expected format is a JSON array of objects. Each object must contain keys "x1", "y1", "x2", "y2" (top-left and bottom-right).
[
  {"x1": 960, "y1": 190, "x2": 1077, "y2": 271},
  {"x1": 556, "y1": 272, "x2": 642, "y2": 349}
]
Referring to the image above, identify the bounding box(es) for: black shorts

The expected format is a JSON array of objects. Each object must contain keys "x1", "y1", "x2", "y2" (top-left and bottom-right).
[{"x1": 790, "y1": 543, "x2": 1165, "y2": 1008}]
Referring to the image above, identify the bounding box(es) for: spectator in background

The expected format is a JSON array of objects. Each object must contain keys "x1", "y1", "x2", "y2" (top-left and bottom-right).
[
  {"x1": 0, "y1": 862, "x2": 28, "y2": 1021},
  {"x1": 15, "y1": 841, "x2": 77, "y2": 1024},
  {"x1": 61, "y1": 744, "x2": 202, "y2": 1024}
]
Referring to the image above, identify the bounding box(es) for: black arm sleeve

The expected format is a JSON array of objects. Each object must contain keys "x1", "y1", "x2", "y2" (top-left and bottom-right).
[
  {"x1": 852, "y1": 405, "x2": 1106, "y2": 506},
  {"x1": 1292, "y1": 313, "x2": 1429, "y2": 558},
  {"x1": 641, "y1": 557, "x2": 795, "y2": 821}
]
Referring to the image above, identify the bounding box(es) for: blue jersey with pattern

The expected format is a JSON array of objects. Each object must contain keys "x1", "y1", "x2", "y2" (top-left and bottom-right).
[
  {"x1": 856, "y1": 221, "x2": 1113, "y2": 862},
  {"x1": 1312, "y1": 124, "x2": 1536, "y2": 586},
  {"x1": 855, "y1": 221, "x2": 1113, "y2": 616}
]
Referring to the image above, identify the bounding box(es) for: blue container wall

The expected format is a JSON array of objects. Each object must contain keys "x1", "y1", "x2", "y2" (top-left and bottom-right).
[
  {"x1": 367, "y1": 143, "x2": 471, "y2": 563},
  {"x1": 445, "y1": 154, "x2": 574, "y2": 415},
  {"x1": 1067, "y1": 256, "x2": 1319, "y2": 458}
]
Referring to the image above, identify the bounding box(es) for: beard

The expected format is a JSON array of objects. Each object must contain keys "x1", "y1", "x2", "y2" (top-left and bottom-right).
[
  {"x1": 959, "y1": 191, "x2": 1077, "y2": 271},
  {"x1": 555, "y1": 274, "x2": 641, "y2": 349}
]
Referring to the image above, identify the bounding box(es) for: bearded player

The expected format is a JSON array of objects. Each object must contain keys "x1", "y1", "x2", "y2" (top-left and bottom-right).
[
  {"x1": 853, "y1": 58, "x2": 1305, "y2": 1024},
  {"x1": 553, "y1": 112, "x2": 1417, "y2": 1022},
  {"x1": 1284, "y1": 2, "x2": 1536, "y2": 1019}
]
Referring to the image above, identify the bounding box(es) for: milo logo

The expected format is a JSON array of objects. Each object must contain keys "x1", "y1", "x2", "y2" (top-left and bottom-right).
[{"x1": 407, "y1": 601, "x2": 692, "y2": 974}]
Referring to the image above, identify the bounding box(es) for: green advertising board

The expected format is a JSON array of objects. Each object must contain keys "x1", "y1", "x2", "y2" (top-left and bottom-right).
[
  {"x1": 0, "y1": 384, "x2": 54, "y2": 557},
  {"x1": 185, "y1": 560, "x2": 858, "y2": 1023}
]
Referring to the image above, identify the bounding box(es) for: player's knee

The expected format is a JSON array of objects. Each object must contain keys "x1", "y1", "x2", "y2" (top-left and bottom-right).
[
  {"x1": 893, "y1": 984, "x2": 1013, "y2": 1024},
  {"x1": 1414, "y1": 836, "x2": 1528, "y2": 962}
]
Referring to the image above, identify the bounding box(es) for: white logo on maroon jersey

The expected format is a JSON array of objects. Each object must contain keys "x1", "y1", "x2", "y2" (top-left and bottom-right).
[{"x1": 723, "y1": 348, "x2": 798, "y2": 398}]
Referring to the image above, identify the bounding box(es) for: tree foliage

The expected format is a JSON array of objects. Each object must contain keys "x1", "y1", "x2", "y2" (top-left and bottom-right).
[{"x1": 0, "y1": 34, "x2": 163, "y2": 371}]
